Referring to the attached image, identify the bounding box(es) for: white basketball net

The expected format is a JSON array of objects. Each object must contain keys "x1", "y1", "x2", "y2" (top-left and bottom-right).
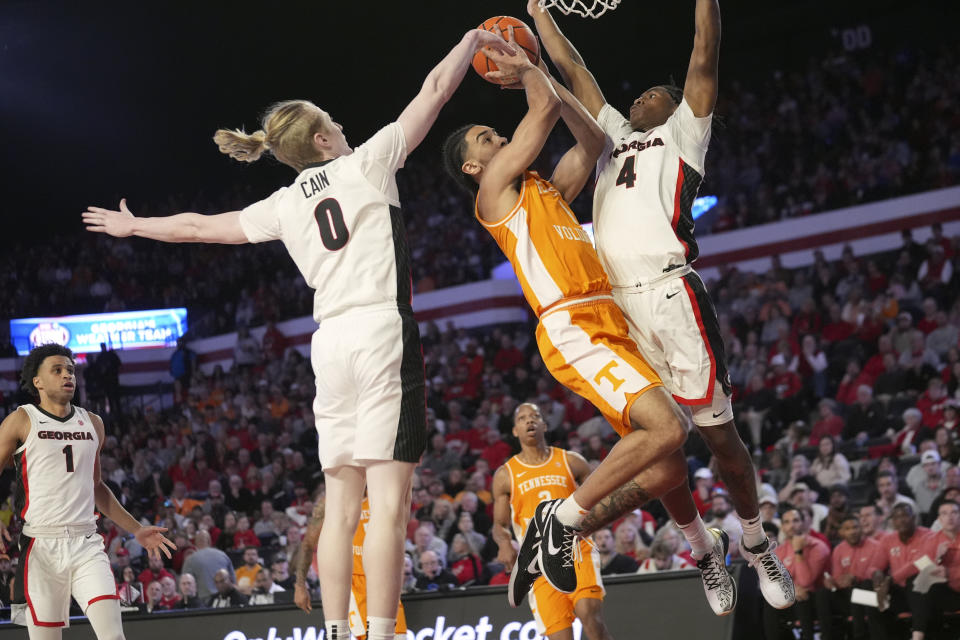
[{"x1": 538, "y1": 0, "x2": 621, "y2": 19}]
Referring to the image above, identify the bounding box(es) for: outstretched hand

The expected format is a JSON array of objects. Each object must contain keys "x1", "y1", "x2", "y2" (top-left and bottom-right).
[
  {"x1": 484, "y1": 26, "x2": 535, "y2": 87},
  {"x1": 473, "y1": 28, "x2": 518, "y2": 58},
  {"x1": 135, "y1": 525, "x2": 177, "y2": 561},
  {"x1": 527, "y1": 0, "x2": 543, "y2": 16},
  {"x1": 83, "y1": 198, "x2": 136, "y2": 237}
]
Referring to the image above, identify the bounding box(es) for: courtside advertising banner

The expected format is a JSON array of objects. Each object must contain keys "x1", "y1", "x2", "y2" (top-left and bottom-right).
[
  {"x1": 9, "y1": 308, "x2": 188, "y2": 355},
  {"x1": 0, "y1": 573, "x2": 736, "y2": 640}
]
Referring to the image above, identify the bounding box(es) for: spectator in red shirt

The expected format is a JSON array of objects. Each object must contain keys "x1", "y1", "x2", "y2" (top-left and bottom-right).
[
  {"x1": 231, "y1": 515, "x2": 261, "y2": 550},
  {"x1": 893, "y1": 408, "x2": 934, "y2": 457},
  {"x1": 821, "y1": 304, "x2": 855, "y2": 343},
  {"x1": 916, "y1": 377, "x2": 949, "y2": 428},
  {"x1": 492, "y1": 335, "x2": 523, "y2": 372},
  {"x1": 859, "y1": 504, "x2": 887, "y2": 542},
  {"x1": 834, "y1": 360, "x2": 871, "y2": 406},
  {"x1": 261, "y1": 320, "x2": 286, "y2": 361},
  {"x1": 691, "y1": 467, "x2": 715, "y2": 517},
  {"x1": 862, "y1": 334, "x2": 895, "y2": 384},
  {"x1": 767, "y1": 360, "x2": 802, "y2": 400},
  {"x1": 447, "y1": 533, "x2": 484, "y2": 586},
  {"x1": 817, "y1": 515, "x2": 884, "y2": 640},
  {"x1": 157, "y1": 575, "x2": 183, "y2": 610},
  {"x1": 478, "y1": 428, "x2": 511, "y2": 471},
  {"x1": 169, "y1": 456, "x2": 199, "y2": 491},
  {"x1": 562, "y1": 391, "x2": 597, "y2": 427},
  {"x1": 763, "y1": 507, "x2": 830, "y2": 640},
  {"x1": 872, "y1": 503, "x2": 936, "y2": 639},
  {"x1": 809, "y1": 399, "x2": 844, "y2": 446},
  {"x1": 138, "y1": 553, "x2": 174, "y2": 588},
  {"x1": 190, "y1": 457, "x2": 219, "y2": 493},
  {"x1": 928, "y1": 501, "x2": 960, "y2": 614}
]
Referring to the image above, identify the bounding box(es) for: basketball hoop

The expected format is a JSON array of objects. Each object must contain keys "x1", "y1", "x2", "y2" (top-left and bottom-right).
[{"x1": 537, "y1": 0, "x2": 621, "y2": 19}]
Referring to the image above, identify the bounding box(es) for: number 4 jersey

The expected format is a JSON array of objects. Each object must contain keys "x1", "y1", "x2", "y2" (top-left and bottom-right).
[
  {"x1": 238, "y1": 123, "x2": 410, "y2": 322},
  {"x1": 593, "y1": 99, "x2": 712, "y2": 287},
  {"x1": 14, "y1": 405, "x2": 99, "y2": 528}
]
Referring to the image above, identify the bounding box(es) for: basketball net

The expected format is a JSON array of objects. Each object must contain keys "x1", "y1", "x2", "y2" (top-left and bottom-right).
[{"x1": 537, "y1": 0, "x2": 621, "y2": 18}]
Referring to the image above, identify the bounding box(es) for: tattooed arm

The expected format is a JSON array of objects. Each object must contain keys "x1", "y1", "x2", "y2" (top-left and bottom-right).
[
  {"x1": 579, "y1": 479, "x2": 651, "y2": 536},
  {"x1": 293, "y1": 498, "x2": 325, "y2": 613}
]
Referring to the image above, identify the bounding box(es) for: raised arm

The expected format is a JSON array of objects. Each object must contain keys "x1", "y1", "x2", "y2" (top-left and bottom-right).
[
  {"x1": 491, "y1": 466, "x2": 517, "y2": 570},
  {"x1": 90, "y1": 413, "x2": 175, "y2": 560},
  {"x1": 397, "y1": 30, "x2": 516, "y2": 153},
  {"x1": 477, "y1": 46, "x2": 561, "y2": 220},
  {"x1": 683, "y1": 0, "x2": 721, "y2": 117},
  {"x1": 528, "y1": 0, "x2": 606, "y2": 119},
  {"x1": 84, "y1": 199, "x2": 248, "y2": 244},
  {"x1": 546, "y1": 69, "x2": 605, "y2": 203}
]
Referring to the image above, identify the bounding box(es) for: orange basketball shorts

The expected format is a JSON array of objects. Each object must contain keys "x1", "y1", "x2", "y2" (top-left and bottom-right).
[
  {"x1": 537, "y1": 296, "x2": 663, "y2": 437},
  {"x1": 529, "y1": 542, "x2": 605, "y2": 636},
  {"x1": 348, "y1": 573, "x2": 406, "y2": 638}
]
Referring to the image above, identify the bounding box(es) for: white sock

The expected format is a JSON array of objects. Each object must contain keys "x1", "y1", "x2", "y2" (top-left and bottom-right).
[
  {"x1": 555, "y1": 496, "x2": 588, "y2": 528},
  {"x1": 325, "y1": 620, "x2": 348, "y2": 640},
  {"x1": 366, "y1": 616, "x2": 395, "y2": 640},
  {"x1": 740, "y1": 514, "x2": 765, "y2": 549},
  {"x1": 677, "y1": 515, "x2": 714, "y2": 558}
]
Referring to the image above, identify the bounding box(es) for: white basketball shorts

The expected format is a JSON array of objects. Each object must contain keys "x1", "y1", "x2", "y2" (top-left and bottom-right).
[
  {"x1": 612, "y1": 268, "x2": 733, "y2": 427},
  {"x1": 12, "y1": 531, "x2": 119, "y2": 628},
  {"x1": 311, "y1": 304, "x2": 426, "y2": 469}
]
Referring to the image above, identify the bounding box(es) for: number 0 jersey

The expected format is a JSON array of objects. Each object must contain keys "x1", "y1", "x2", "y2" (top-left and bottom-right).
[
  {"x1": 593, "y1": 99, "x2": 712, "y2": 287},
  {"x1": 14, "y1": 405, "x2": 99, "y2": 528},
  {"x1": 239, "y1": 123, "x2": 410, "y2": 322},
  {"x1": 504, "y1": 447, "x2": 577, "y2": 541}
]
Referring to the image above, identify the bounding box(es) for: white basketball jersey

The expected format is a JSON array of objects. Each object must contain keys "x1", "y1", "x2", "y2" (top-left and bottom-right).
[
  {"x1": 239, "y1": 123, "x2": 410, "y2": 321},
  {"x1": 14, "y1": 405, "x2": 99, "y2": 527},
  {"x1": 593, "y1": 99, "x2": 712, "y2": 287}
]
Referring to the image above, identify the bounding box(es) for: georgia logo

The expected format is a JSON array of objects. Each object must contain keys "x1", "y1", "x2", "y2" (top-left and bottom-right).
[{"x1": 29, "y1": 323, "x2": 71, "y2": 348}]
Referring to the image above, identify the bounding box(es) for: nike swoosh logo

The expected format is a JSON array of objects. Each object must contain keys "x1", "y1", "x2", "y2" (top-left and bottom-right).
[
  {"x1": 546, "y1": 534, "x2": 562, "y2": 555},
  {"x1": 516, "y1": 471, "x2": 528, "y2": 478},
  {"x1": 666, "y1": 291, "x2": 680, "y2": 299},
  {"x1": 712, "y1": 409, "x2": 727, "y2": 419},
  {"x1": 38, "y1": 420, "x2": 48, "y2": 424}
]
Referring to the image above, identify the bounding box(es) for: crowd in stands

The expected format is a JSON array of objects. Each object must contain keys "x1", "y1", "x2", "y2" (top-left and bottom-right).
[
  {"x1": 0, "y1": 216, "x2": 958, "y2": 639},
  {"x1": 0, "y1": 39, "x2": 957, "y2": 349}
]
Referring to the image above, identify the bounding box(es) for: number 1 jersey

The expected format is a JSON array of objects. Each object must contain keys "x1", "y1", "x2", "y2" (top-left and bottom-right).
[
  {"x1": 238, "y1": 123, "x2": 410, "y2": 322},
  {"x1": 14, "y1": 405, "x2": 99, "y2": 528}
]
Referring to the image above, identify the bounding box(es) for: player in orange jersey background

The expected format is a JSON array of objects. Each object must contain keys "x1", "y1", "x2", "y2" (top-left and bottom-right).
[{"x1": 493, "y1": 403, "x2": 613, "y2": 639}]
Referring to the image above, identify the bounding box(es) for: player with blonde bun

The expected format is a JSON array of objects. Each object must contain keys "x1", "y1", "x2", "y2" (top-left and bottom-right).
[{"x1": 84, "y1": 28, "x2": 514, "y2": 640}]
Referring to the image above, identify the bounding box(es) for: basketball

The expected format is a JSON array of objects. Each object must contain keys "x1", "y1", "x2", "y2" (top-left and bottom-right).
[{"x1": 472, "y1": 16, "x2": 540, "y2": 85}]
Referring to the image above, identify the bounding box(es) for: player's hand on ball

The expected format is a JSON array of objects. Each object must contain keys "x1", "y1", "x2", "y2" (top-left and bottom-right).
[
  {"x1": 294, "y1": 583, "x2": 312, "y2": 613},
  {"x1": 135, "y1": 525, "x2": 177, "y2": 560},
  {"x1": 484, "y1": 27, "x2": 533, "y2": 86},
  {"x1": 472, "y1": 28, "x2": 518, "y2": 58},
  {"x1": 83, "y1": 198, "x2": 136, "y2": 238}
]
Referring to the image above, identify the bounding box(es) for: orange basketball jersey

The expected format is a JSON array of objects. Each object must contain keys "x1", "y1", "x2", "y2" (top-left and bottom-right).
[
  {"x1": 505, "y1": 447, "x2": 577, "y2": 541},
  {"x1": 477, "y1": 171, "x2": 611, "y2": 316},
  {"x1": 353, "y1": 497, "x2": 370, "y2": 576}
]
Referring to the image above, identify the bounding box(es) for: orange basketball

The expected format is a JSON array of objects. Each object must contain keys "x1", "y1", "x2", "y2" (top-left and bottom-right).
[{"x1": 472, "y1": 16, "x2": 540, "y2": 85}]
